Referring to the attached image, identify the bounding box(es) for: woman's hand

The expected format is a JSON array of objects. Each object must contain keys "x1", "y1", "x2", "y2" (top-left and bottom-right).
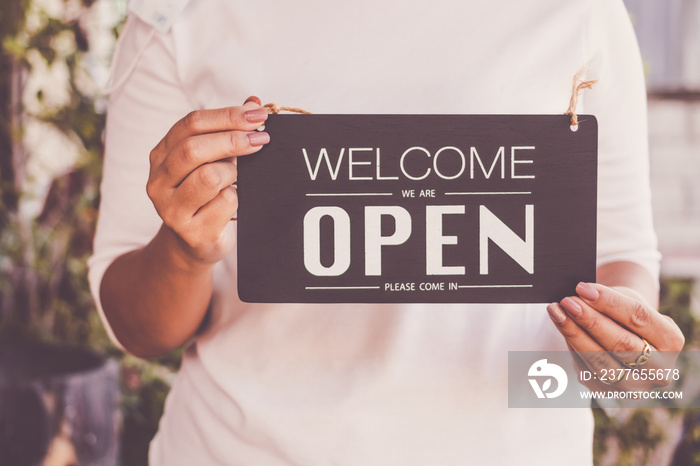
[
  {"x1": 101, "y1": 96, "x2": 270, "y2": 357},
  {"x1": 146, "y1": 96, "x2": 269, "y2": 266},
  {"x1": 547, "y1": 280, "x2": 685, "y2": 391}
]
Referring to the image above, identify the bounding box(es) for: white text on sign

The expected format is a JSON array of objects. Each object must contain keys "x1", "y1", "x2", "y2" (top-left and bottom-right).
[
  {"x1": 303, "y1": 205, "x2": 534, "y2": 277},
  {"x1": 302, "y1": 145, "x2": 536, "y2": 181}
]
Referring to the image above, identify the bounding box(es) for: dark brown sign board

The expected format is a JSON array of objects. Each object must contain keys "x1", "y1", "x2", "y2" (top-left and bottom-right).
[{"x1": 237, "y1": 115, "x2": 597, "y2": 303}]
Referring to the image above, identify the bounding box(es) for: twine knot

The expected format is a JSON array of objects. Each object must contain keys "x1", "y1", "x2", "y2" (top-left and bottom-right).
[
  {"x1": 263, "y1": 103, "x2": 313, "y2": 114},
  {"x1": 566, "y1": 67, "x2": 597, "y2": 127}
]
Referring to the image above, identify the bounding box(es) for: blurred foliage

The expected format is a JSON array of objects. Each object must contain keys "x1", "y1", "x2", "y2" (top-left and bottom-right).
[
  {"x1": 673, "y1": 410, "x2": 700, "y2": 466},
  {"x1": 660, "y1": 277, "x2": 696, "y2": 348},
  {"x1": 119, "y1": 354, "x2": 178, "y2": 466},
  {"x1": 664, "y1": 279, "x2": 700, "y2": 465},
  {"x1": 593, "y1": 408, "x2": 667, "y2": 465},
  {"x1": 0, "y1": 0, "x2": 104, "y2": 342},
  {"x1": 0, "y1": 0, "x2": 181, "y2": 464},
  {"x1": 593, "y1": 276, "x2": 699, "y2": 465}
]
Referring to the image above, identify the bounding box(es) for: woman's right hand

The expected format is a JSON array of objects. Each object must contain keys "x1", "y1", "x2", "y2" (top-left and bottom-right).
[{"x1": 146, "y1": 96, "x2": 269, "y2": 266}]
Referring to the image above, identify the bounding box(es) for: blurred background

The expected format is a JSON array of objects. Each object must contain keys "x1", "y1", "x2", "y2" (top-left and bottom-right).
[{"x1": 0, "y1": 0, "x2": 698, "y2": 465}]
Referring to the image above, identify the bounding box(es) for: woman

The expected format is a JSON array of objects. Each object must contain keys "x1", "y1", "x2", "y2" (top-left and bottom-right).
[{"x1": 90, "y1": 1, "x2": 684, "y2": 464}]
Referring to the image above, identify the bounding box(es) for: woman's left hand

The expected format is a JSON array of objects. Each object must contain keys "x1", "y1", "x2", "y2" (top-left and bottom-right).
[{"x1": 547, "y1": 282, "x2": 685, "y2": 390}]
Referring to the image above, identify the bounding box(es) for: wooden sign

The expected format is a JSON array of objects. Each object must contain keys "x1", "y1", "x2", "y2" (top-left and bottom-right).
[{"x1": 237, "y1": 115, "x2": 597, "y2": 303}]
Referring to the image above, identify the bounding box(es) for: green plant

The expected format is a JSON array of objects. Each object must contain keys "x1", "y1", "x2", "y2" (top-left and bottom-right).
[
  {"x1": 119, "y1": 354, "x2": 178, "y2": 466},
  {"x1": 0, "y1": 0, "x2": 111, "y2": 349},
  {"x1": 1, "y1": 3, "x2": 185, "y2": 463},
  {"x1": 592, "y1": 276, "x2": 699, "y2": 465}
]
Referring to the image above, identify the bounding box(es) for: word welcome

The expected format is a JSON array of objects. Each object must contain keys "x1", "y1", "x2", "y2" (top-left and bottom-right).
[{"x1": 302, "y1": 146, "x2": 536, "y2": 181}]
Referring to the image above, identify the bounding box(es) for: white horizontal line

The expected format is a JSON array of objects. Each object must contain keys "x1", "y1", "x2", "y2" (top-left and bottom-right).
[
  {"x1": 305, "y1": 286, "x2": 381, "y2": 290},
  {"x1": 305, "y1": 193, "x2": 393, "y2": 197},
  {"x1": 445, "y1": 192, "x2": 532, "y2": 195},
  {"x1": 457, "y1": 285, "x2": 533, "y2": 289}
]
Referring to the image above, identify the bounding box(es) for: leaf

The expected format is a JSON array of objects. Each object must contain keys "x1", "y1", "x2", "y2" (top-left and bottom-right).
[{"x1": 542, "y1": 378, "x2": 552, "y2": 392}]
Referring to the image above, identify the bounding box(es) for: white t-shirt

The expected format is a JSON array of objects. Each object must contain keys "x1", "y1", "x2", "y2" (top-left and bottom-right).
[{"x1": 89, "y1": 1, "x2": 659, "y2": 464}]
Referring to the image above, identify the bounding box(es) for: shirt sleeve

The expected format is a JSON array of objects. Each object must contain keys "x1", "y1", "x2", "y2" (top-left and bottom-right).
[
  {"x1": 87, "y1": 15, "x2": 194, "y2": 348},
  {"x1": 585, "y1": 0, "x2": 661, "y2": 284}
]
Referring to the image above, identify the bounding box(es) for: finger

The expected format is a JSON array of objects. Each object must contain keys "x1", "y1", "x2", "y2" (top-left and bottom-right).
[
  {"x1": 190, "y1": 185, "x2": 239, "y2": 239},
  {"x1": 559, "y1": 297, "x2": 675, "y2": 379},
  {"x1": 547, "y1": 302, "x2": 606, "y2": 352},
  {"x1": 546, "y1": 303, "x2": 620, "y2": 374},
  {"x1": 159, "y1": 130, "x2": 269, "y2": 187},
  {"x1": 558, "y1": 296, "x2": 650, "y2": 360},
  {"x1": 565, "y1": 345, "x2": 622, "y2": 389},
  {"x1": 575, "y1": 282, "x2": 684, "y2": 351},
  {"x1": 158, "y1": 102, "x2": 268, "y2": 152},
  {"x1": 168, "y1": 161, "x2": 238, "y2": 221}
]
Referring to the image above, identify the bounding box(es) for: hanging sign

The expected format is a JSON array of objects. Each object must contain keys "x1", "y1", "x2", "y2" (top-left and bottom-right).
[{"x1": 237, "y1": 114, "x2": 597, "y2": 303}]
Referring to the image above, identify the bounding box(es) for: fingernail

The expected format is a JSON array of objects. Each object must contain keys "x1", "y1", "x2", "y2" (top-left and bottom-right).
[
  {"x1": 547, "y1": 303, "x2": 567, "y2": 323},
  {"x1": 561, "y1": 297, "x2": 582, "y2": 317},
  {"x1": 248, "y1": 131, "x2": 270, "y2": 146},
  {"x1": 244, "y1": 95, "x2": 262, "y2": 105},
  {"x1": 576, "y1": 282, "x2": 599, "y2": 301},
  {"x1": 245, "y1": 108, "x2": 268, "y2": 123}
]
